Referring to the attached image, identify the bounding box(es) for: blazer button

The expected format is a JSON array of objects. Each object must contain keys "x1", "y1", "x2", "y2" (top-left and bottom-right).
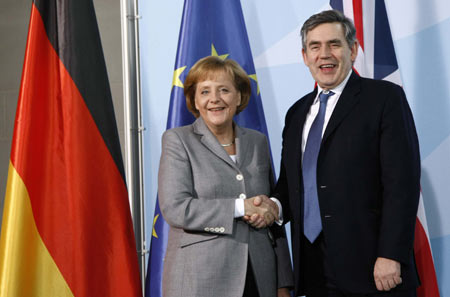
[
  {"x1": 239, "y1": 193, "x2": 246, "y2": 199},
  {"x1": 219, "y1": 227, "x2": 225, "y2": 233},
  {"x1": 236, "y1": 174, "x2": 244, "y2": 181},
  {"x1": 204, "y1": 227, "x2": 210, "y2": 232},
  {"x1": 214, "y1": 227, "x2": 220, "y2": 233}
]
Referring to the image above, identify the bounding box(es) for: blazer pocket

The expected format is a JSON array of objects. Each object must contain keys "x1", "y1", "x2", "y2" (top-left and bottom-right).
[{"x1": 180, "y1": 232, "x2": 219, "y2": 248}]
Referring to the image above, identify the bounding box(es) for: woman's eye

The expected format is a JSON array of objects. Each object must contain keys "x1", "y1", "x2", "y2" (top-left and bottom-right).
[{"x1": 201, "y1": 90, "x2": 209, "y2": 95}]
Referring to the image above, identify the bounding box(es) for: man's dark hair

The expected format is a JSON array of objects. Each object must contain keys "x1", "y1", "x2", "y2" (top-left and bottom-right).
[{"x1": 301, "y1": 9, "x2": 357, "y2": 49}]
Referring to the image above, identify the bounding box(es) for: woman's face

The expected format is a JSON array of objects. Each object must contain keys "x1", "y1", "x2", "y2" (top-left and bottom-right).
[{"x1": 194, "y1": 71, "x2": 241, "y2": 132}]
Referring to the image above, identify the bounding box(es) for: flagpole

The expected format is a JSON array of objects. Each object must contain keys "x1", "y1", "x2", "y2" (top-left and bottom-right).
[{"x1": 120, "y1": 0, "x2": 146, "y2": 291}]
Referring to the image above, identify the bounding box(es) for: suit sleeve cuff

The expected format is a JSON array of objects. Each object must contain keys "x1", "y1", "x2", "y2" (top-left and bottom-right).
[{"x1": 270, "y1": 197, "x2": 283, "y2": 225}]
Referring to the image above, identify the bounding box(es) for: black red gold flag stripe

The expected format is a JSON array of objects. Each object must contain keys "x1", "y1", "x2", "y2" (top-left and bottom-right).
[{"x1": 0, "y1": 1, "x2": 142, "y2": 296}]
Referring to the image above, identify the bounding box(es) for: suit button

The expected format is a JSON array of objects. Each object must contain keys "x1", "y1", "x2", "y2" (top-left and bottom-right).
[
  {"x1": 219, "y1": 227, "x2": 225, "y2": 233},
  {"x1": 236, "y1": 174, "x2": 243, "y2": 181},
  {"x1": 320, "y1": 185, "x2": 327, "y2": 189},
  {"x1": 239, "y1": 193, "x2": 246, "y2": 199}
]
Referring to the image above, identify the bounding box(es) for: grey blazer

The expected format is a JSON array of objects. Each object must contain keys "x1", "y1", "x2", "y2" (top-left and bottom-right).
[{"x1": 158, "y1": 117, "x2": 293, "y2": 297}]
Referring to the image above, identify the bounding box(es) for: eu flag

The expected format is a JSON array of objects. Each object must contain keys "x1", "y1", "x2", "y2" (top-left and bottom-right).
[{"x1": 145, "y1": 0, "x2": 271, "y2": 296}]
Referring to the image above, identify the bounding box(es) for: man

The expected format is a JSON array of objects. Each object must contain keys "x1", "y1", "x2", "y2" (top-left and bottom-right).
[{"x1": 272, "y1": 10, "x2": 421, "y2": 297}]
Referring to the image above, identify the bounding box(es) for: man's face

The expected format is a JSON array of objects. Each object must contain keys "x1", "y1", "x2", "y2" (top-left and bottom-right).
[{"x1": 302, "y1": 22, "x2": 358, "y2": 90}]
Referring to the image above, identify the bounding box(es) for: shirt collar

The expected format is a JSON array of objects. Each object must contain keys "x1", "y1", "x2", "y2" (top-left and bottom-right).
[{"x1": 316, "y1": 69, "x2": 352, "y2": 101}]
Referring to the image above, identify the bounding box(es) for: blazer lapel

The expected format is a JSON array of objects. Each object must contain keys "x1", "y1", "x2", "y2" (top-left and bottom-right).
[
  {"x1": 322, "y1": 71, "x2": 361, "y2": 143},
  {"x1": 193, "y1": 117, "x2": 238, "y2": 170},
  {"x1": 234, "y1": 124, "x2": 248, "y2": 168}
]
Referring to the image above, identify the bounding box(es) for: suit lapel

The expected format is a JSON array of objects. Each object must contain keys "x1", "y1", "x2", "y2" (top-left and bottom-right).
[
  {"x1": 286, "y1": 91, "x2": 317, "y2": 168},
  {"x1": 285, "y1": 92, "x2": 316, "y2": 219},
  {"x1": 234, "y1": 124, "x2": 248, "y2": 168},
  {"x1": 193, "y1": 117, "x2": 238, "y2": 170},
  {"x1": 322, "y1": 72, "x2": 361, "y2": 143}
]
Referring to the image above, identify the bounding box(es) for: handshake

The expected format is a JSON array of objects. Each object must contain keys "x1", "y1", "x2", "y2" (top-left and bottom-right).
[{"x1": 243, "y1": 195, "x2": 279, "y2": 229}]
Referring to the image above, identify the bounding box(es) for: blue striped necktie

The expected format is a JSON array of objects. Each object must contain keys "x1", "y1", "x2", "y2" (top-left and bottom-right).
[{"x1": 302, "y1": 91, "x2": 334, "y2": 243}]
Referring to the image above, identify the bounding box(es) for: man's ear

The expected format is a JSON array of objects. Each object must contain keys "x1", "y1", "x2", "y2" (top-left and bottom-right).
[
  {"x1": 350, "y1": 40, "x2": 358, "y2": 62},
  {"x1": 302, "y1": 48, "x2": 308, "y2": 65}
]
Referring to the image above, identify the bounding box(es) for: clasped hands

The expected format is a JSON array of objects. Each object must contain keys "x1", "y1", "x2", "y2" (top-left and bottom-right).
[{"x1": 242, "y1": 195, "x2": 279, "y2": 228}]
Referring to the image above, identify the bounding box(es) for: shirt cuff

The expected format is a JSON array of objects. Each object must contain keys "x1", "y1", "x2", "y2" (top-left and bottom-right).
[
  {"x1": 270, "y1": 197, "x2": 283, "y2": 225},
  {"x1": 234, "y1": 198, "x2": 245, "y2": 218}
]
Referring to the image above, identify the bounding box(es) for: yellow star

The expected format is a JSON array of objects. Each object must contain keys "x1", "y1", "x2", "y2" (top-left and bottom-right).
[
  {"x1": 172, "y1": 66, "x2": 187, "y2": 88},
  {"x1": 211, "y1": 44, "x2": 229, "y2": 60},
  {"x1": 248, "y1": 74, "x2": 260, "y2": 95},
  {"x1": 152, "y1": 214, "x2": 160, "y2": 238}
]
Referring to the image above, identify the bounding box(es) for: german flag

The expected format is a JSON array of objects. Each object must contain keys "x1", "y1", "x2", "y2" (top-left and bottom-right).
[{"x1": 0, "y1": 1, "x2": 142, "y2": 296}]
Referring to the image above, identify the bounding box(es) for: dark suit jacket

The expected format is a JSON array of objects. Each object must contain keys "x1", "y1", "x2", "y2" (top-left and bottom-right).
[{"x1": 273, "y1": 72, "x2": 421, "y2": 295}]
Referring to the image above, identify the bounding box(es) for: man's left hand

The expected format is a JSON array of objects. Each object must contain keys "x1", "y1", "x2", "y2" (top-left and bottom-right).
[{"x1": 374, "y1": 257, "x2": 402, "y2": 291}]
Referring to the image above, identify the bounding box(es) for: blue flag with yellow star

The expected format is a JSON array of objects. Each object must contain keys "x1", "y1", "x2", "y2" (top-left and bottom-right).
[{"x1": 145, "y1": 1, "x2": 270, "y2": 296}]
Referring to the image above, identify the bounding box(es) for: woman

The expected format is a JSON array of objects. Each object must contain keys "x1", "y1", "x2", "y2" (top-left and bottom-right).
[{"x1": 158, "y1": 56, "x2": 293, "y2": 297}]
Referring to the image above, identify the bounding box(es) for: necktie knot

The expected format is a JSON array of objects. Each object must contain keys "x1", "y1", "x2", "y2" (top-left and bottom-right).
[{"x1": 319, "y1": 91, "x2": 334, "y2": 103}]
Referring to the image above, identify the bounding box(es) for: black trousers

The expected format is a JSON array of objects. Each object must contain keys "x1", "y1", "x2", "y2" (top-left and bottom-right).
[
  {"x1": 243, "y1": 258, "x2": 260, "y2": 297},
  {"x1": 302, "y1": 234, "x2": 416, "y2": 297}
]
